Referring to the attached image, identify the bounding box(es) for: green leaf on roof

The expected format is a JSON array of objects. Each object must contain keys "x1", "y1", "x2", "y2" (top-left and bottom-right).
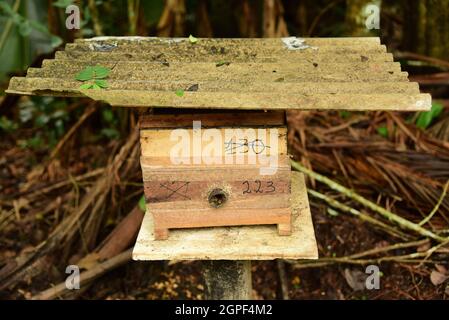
[
  {"x1": 76, "y1": 67, "x2": 95, "y2": 81},
  {"x1": 76, "y1": 65, "x2": 111, "y2": 81},
  {"x1": 189, "y1": 34, "x2": 198, "y2": 44},
  {"x1": 79, "y1": 83, "x2": 93, "y2": 90},
  {"x1": 175, "y1": 89, "x2": 184, "y2": 97},
  {"x1": 92, "y1": 66, "x2": 110, "y2": 79},
  {"x1": 95, "y1": 79, "x2": 109, "y2": 88}
]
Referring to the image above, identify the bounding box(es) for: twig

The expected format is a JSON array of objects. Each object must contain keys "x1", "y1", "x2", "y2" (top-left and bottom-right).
[
  {"x1": 291, "y1": 160, "x2": 447, "y2": 242},
  {"x1": 291, "y1": 240, "x2": 446, "y2": 269},
  {"x1": 395, "y1": 51, "x2": 449, "y2": 70},
  {"x1": 0, "y1": 0, "x2": 21, "y2": 54},
  {"x1": 308, "y1": 189, "x2": 411, "y2": 241},
  {"x1": 49, "y1": 105, "x2": 96, "y2": 160},
  {"x1": 419, "y1": 179, "x2": 449, "y2": 226},
  {"x1": 31, "y1": 249, "x2": 132, "y2": 300},
  {"x1": 307, "y1": 0, "x2": 343, "y2": 36}
]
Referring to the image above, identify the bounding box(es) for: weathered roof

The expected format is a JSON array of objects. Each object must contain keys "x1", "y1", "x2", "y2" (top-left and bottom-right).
[{"x1": 6, "y1": 36, "x2": 431, "y2": 111}]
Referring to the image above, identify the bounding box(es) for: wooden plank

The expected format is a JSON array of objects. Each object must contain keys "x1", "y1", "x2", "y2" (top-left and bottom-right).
[
  {"x1": 152, "y1": 207, "x2": 291, "y2": 240},
  {"x1": 139, "y1": 111, "x2": 286, "y2": 128},
  {"x1": 132, "y1": 172, "x2": 318, "y2": 260},
  {"x1": 140, "y1": 162, "x2": 291, "y2": 181},
  {"x1": 144, "y1": 181, "x2": 290, "y2": 204},
  {"x1": 140, "y1": 127, "x2": 288, "y2": 158},
  {"x1": 83, "y1": 90, "x2": 431, "y2": 111}
]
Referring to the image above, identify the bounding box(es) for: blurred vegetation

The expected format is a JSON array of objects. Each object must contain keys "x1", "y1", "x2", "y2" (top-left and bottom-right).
[
  {"x1": 0, "y1": 0, "x2": 448, "y2": 300},
  {"x1": 0, "y1": 0, "x2": 448, "y2": 152}
]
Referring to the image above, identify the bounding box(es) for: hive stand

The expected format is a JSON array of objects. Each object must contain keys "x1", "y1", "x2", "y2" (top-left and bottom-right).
[{"x1": 6, "y1": 36, "x2": 430, "y2": 299}]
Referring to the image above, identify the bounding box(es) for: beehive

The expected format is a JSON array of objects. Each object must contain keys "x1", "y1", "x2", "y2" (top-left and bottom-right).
[
  {"x1": 6, "y1": 36, "x2": 430, "y2": 252},
  {"x1": 140, "y1": 110, "x2": 291, "y2": 239}
]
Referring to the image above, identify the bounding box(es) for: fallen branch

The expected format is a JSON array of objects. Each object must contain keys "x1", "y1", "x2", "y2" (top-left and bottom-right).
[
  {"x1": 0, "y1": 128, "x2": 140, "y2": 291},
  {"x1": 289, "y1": 239, "x2": 442, "y2": 269},
  {"x1": 31, "y1": 249, "x2": 132, "y2": 300},
  {"x1": 308, "y1": 189, "x2": 411, "y2": 241},
  {"x1": 291, "y1": 160, "x2": 447, "y2": 242},
  {"x1": 419, "y1": 179, "x2": 449, "y2": 227},
  {"x1": 49, "y1": 104, "x2": 96, "y2": 161}
]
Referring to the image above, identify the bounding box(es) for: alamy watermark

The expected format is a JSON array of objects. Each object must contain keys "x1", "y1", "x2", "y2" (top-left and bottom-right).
[
  {"x1": 65, "y1": 265, "x2": 80, "y2": 290},
  {"x1": 365, "y1": 265, "x2": 380, "y2": 290},
  {"x1": 169, "y1": 121, "x2": 280, "y2": 175},
  {"x1": 365, "y1": 4, "x2": 380, "y2": 30},
  {"x1": 65, "y1": 4, "x2": 80, "y2": 30}
]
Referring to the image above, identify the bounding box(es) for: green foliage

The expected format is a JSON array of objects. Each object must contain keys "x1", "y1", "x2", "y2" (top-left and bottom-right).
[
  {"x1": 18, "y1": 134, "x2": 44, "y2": 150},
  {"x1": 189, "y1": 34, "x2": 198, "y2": 44},
  {"x1": 141, "y1": 0, "x2": 164, "y2": 27},
  {"x1": 76, "y1": 66, "x2": 110, "y2": 81},
  {"x1": 175, "y1": 89, "x2": 184, "y2": 97},
  {"x1": 377, "y1": 125, "x2": 388, "y2": 138},
  {"x1": 339, "y1": 111, "x2": 351, "y2": 119},
  {"x1": 0, "y1": 1, "x2": 62, "y2": 46},
  {"x1": 52, "y1": 0, "x2": 74, "y2": 8},
  {"x1": 138, "y1": 195, "x2": 146, "y2": 211},
  {"x1": 76, "y1": 66, "x2": 110, "y2": 90},
  {"x1": 0, "y1": 116, "x2": 18, "y2": 133},
  {"x1": 100, "y1": 108, "x2": 120, "y2": 139},
  {"x1": 16, "y1": 97, "x2": 70, "y2": 150},
  {"x1": 415, "y1": 102, "x2": 444, "y2": 129}
]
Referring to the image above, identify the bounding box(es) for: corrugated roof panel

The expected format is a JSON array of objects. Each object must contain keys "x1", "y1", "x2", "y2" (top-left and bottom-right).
[{"x1": 6, "y1": 36, "x2": 431, "y2": 111}]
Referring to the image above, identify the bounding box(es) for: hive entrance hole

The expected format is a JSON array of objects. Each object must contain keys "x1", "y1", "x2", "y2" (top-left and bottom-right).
[{"x1": 208, "y1": 188, "x2": 228, "y2": 208}]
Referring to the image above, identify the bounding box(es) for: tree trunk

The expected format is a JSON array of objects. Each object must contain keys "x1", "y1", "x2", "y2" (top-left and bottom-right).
[{"x1": 403, "y1": 0, "x2": 449, "y2": 60}]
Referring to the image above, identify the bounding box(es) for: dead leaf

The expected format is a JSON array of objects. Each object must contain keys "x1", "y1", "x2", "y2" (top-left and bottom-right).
[
  {"x1": 417, "y1": 241, "x2": 431, "y2": 252},
  {"x1": 435, "y1": 264, "x2": 447, "y2": 274},
  {"x1": 430, "y1": 270, "x2": 449, "y2": 286},
  {"x1": 78, "y1": 252, "x2": 101, "y2": 270},
  {"x1": 344, "y1": 268, "x2": 367, "y2": 291}
]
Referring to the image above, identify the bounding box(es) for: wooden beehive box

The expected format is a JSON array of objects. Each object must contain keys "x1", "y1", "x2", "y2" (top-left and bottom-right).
[
  {"x1": 139, "y1": 111, "x2": 291, "y2": 239},
  {"x1": 6, "y1": 36, "x2": 431, "y2": 258}
]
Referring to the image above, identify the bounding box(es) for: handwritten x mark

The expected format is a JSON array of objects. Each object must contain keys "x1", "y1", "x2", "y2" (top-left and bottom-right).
[{"x1": 159, "y1": 181, "x2": 191, "y2": 200}]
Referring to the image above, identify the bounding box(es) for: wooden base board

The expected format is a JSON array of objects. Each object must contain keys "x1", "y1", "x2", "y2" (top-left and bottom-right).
[
  {"x1": 132, "y1": 172, "x2": 318, "y2": 260},
  {"x1": 152, "y1": 207, "x2": 292, "y2": 240}
]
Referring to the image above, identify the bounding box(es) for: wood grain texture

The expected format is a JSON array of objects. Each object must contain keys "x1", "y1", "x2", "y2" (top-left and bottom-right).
[
  {"x1": 140, "y1": 127, "x2": 288, "y2": 159},
  {"x1": 139, "y1": 111, "x2": 286, "y2": 128},
  {"x1": 132, "y1": 172, "x2": 318, "y2": 260},
  {"x1": 140, "y1": 117, "x2": 291, "y2": 238}
]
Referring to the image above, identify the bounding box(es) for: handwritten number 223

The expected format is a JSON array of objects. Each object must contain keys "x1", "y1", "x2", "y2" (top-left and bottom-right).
[{"x1": 242, "y1": 180, "x2": 275, "y2": 194}]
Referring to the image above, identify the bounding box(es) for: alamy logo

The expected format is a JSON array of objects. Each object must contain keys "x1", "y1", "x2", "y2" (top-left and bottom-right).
[{"x1": 169, "y1": 121, "x2": 280, "y2": 175}]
